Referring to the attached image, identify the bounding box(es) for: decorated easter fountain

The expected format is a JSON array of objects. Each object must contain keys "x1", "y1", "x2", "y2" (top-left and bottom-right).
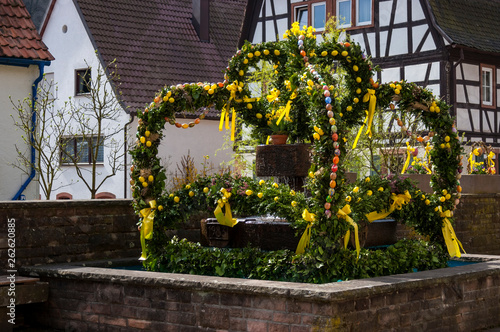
[{"x1": 130, "y1": 23, "x2": 465, "y2": 282}]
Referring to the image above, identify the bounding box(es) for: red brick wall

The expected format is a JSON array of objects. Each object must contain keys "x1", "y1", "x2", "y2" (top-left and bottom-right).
[
  {"x1": 20, "y1": 260, "x2": 500, "y2": 331},
  {"x1": 0, "y1": 200, "x2": 140, "y2": 272}
]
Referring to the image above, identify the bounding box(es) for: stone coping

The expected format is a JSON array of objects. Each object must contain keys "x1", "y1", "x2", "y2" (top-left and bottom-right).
[
  {"x1": 0, "y1": 199, "x2": 133, "y2": 209},
  {"x1": 20, "y1": 254, "x2": 500, "y2": 303}
]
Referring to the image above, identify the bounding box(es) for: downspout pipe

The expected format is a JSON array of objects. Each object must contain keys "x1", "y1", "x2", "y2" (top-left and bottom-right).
[
  {"x1": 0, "y1": 58, "x2": 52, "y2": 200},
  {"x1": 123, "y1": 113, "x2": 135, "y2": 198}
]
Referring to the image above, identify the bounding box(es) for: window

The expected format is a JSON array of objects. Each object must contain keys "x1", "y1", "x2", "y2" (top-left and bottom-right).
[
  {"x1": 292, "y1": 0, "x2": 372, "y2": 31},
  {"x1": 75, "y1": 68, "x2": 91, "y2": 95},
  {"x1": 481, "y1": 64, "x2": 495, "y2": 108},
  {"x1": 292, "y1": 1, "x2": 326, "y2": 32},
  {"x1": 336, "y1": 0, "x2": 373, "y2": 28},
  {"x1": 60, "y1": 136, "x2": 104, "y2": 165}
]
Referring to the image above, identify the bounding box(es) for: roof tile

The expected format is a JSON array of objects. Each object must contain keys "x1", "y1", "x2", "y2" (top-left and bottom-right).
[
  {"x1": 76, "y1": 0, "x2": 247, "y2": 112},
  {"x1": 0, "y1": 0, "x2": 54, "y2": 61},
  {"x1": 429, "y1": 0, "x2": 500, "y2": 53}
]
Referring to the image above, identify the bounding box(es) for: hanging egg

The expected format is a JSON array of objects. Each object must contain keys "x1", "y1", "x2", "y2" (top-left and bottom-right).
[
  {"x1": 330, "y1": 172, "x2": 337, "y2": 180},
  {"x1": 324, "y1": 202, "x2": 331, "y2": 210},
  {"x1": 333, "y1": 142, "x2": 339, "y2": 149},
  {"x1": 331, "y1": 164, "x2": 338, "y2": 172},
  {"x1": 335, "y1": 149, "x2": 341, "y2": 156},
  {"x1": 328, "y1": 188, "x2": 335, "y2": 196},
  {"x1": 331, "y1": 125, "x2": 338, "y2": 132},
  {"x1": 327, "y1": 110, "x2": 334, "y2": 118},
  {"x1": 325, "y1": 210, "x2": 332, "y2": 218},
  {"x1": 332, "y1": 133, "x2": 339, "y2": 141},
  {"x1": 326, "y1": 104, "x2": 332, "y2": 111}
]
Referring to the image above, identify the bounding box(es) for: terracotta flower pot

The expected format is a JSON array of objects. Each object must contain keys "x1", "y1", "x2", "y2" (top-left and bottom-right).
[{"x1": 270, "y1": 134, "x2": 288, "y2": 145}]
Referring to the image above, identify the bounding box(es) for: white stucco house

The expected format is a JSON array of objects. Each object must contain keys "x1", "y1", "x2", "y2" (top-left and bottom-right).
[
  {"x1": 0, "y1": 0, "x2": 53, "y2": 200},
  {"x1": 36, "y1": 0, "x2": 249, "y2": 199}
]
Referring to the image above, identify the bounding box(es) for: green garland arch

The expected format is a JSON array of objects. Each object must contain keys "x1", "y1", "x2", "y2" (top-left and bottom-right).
[{"x1": 130, "y1": 23, "x2": 464, "y2": 266}]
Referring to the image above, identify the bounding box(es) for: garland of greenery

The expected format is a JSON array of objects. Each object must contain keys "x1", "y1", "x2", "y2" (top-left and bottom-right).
[{"x1": 130, "y1": 23, "x2": 464, "y2": 280}]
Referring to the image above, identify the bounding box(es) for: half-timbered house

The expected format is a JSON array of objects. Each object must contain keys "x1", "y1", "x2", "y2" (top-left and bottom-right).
[{"x1": 242, "y1": 0, "x2": 500, "y2": 171}]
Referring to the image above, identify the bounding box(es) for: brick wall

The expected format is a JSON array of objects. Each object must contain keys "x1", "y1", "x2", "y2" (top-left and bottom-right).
[
  {"x1": 20, "y1": 259, "x2": 500, "y2": 331},
  {"x1": 453, "y1": 194, "x2": 500, "y2": 255},
  {"x1": 0, "y1": 200, "x2": 140, "y2": 272}
]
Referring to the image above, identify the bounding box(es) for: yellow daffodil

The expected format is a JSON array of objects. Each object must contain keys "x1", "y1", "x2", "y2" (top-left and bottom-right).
[{"x1": 257, "y1": 192, "x2": 263, "y2": 198}]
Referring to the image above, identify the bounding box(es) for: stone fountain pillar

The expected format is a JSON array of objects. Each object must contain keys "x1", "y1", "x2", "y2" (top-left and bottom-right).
[{"x1": 255, "y1": 143, "x2": 311, "y2": 192}]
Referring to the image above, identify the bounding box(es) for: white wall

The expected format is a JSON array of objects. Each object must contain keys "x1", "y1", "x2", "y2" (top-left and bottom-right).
[
  {"x1": 0, "y1": 64, "x2": 40, "y2": 200},
  {"x1": 128, "y1": 117, "x2": 235, "y2": 194},
  {"x1": 41, "y1": 0, "x2": 128, "y2": 199}
]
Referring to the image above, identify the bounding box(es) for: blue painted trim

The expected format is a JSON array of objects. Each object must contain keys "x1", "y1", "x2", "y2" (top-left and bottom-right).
[{"x1": 7, "y1": 59, "x2": 52, "y2": 200}]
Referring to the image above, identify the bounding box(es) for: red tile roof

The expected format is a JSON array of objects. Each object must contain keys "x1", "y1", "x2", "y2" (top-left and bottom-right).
[
  {"x1": 0, "y1": 0, "x2": 53, "y2": 61},
  {"x1": 75, "y1": 0, "x2": 248, "y2": 113}
]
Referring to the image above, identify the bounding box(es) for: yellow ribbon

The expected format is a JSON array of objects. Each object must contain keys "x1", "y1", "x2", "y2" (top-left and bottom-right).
[
  {"x1": 352, "y1": 111, "x2": 368, "y2": 150},
  {"x1": 363, "y1": 89, "x2": 377, "y2": 138},
  {"x1": 295, "y1": 209, "x2": 316, "y2": 254},
  {"x1": 276, "y1": 91, "x2": 297, "y2": 125},
  {"x1": 220, "y1": 82, "x2": 242, "y2": 135},
  {"x1": 437, "y1": 206, "x2": 465, "y2": 257},
  {"x1": 487, "y1": 151, "x2": 495, "y2": 171},
  {"x1": 139, "y1": 200, "x2": 156, "y2": 260},
  {"x1": 366, "y1": 191, "x2": 412, "y2": 222},
  {"x1": 401, "y1": 142, "x2": 412, "y2": 174},
  {"x1": 338, "y1": 204, "x2": 360, "y2": 259},
  {"x1": 214, "y1": 188, "x2": 238, "y2": 227},
  {"x1": 467, "y1": 152, "x2": 474, "y2": 172}
]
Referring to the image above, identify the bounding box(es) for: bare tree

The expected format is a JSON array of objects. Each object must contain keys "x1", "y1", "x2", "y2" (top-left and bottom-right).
[
  {"x1": 11, "y1": 76, "x2": 72, "y2": 199},
  {"x1": 62, "y1": 59, "x2": 125, "y2": 199}
]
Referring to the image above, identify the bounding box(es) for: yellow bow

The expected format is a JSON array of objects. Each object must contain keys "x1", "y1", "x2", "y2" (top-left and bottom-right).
[
  {"x1": 338, "y1": 204, "x2": 360, "y2": 259},
  {"x1": 423, "y1": 143, "x2": 432, "y2": 174},
  {"x1": 366, "y1": 192, "x2": 411, "y2": 222},
  {"x1": 276, "y1": 91, "x2": 297, "y2": 125},
  {"x1": 296, "y1": 209, "x2": 316, "y2": 254},
  {"x1": 266, "y1": 88, "x2": 280, "y2": 104},
  {"x1": 363, "y1": 89, "x2": 377, "y2": 138},
  {"x1": 467, "y1": 151, "x2": 474, "y2": 172},
  {"x1": 139, "y1": 200, "x2": 156, "y2": 260},
  {"x1": 214, "y1": 188, "x2": 238, "y2": 227},
  {"x1": 437, "y1": 206, "x2": 465, "y2": 257}
]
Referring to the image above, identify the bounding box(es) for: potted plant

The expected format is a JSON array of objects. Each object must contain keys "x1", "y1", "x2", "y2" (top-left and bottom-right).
[{"x1": 267, "y1": 105, "x2": 292, "y2": 145}]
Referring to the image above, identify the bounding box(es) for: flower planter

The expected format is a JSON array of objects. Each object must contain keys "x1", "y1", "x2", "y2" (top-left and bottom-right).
[
  {"x1": 402, "y1": 174, "x2": 432, "y2": 193},
  {"x1": 200, "y1": 217, "x2": 299, "y2": 251},
  {"x1": 270, "y1": 134, "x2": 288, "y2": 145},
  {"x1": 460, "y1": 174, "x2": 500, "y2": 194}
]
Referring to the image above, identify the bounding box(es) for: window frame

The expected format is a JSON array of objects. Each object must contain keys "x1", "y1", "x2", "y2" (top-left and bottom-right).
[
  {"x1": 60, "y1": 136, "x2": 104, "y2": 166},
  {"x1": 291, "y1": 0, "x2": 329, "y2": 33},
  {"x1": 291, "y1": 0, "x2": 374, "y2": 31},
  {"x1": 75, "y1": 68, "x2": 92, "y2": 96},
  {"x1": 480, "y1": 64, "x2": 495, "y2": 109}
]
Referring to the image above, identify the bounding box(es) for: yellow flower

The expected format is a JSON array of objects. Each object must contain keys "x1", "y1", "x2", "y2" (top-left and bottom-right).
[
  {"x1": 203, "y1": 187, "x2": 209, "y2": 193},
  {"x1": 425, "y1": 199, "x2": 430, "y2": 205},
  {"x1": 367, "y1": 190, "x2": 373, "y2": 196},
  {"x1": 378, "y1": 187, "x2": 384, "y2": 191},
  {"x1": 346, "y1": 106, "x2": 352, "y2": 111},
  {"x1": 174, "y1": 196, "x2": 180, "y2": 203},
  {"x1": 331, "y1": 50, "x2": 338, "y2": 56},
  {"x1": 274, "y1": 196, "x2": 279, "y2": 202},
  {"x1": 353, "y1": 187, "x2": 359, "y2": 193},
  {"x1": 365, "y1": 177, "x2": 370, "y2": 182},
  {"x1": 446, "y1": 194, "x2": 451, "y2": 200},
  {"x1": 138, "y1": 176, "x2": 145, "y2": 183},
  {"x1": 346, "y1": 196, "x2": 352, "y2": 202},
  {"x1": 158, "y1": 205, "x2": 163, "y2": 211},
  {"x1": 439, "y1": 196, "x2": 446, "y2": 202},
  {"x1": 263, "y1": 49, "x2": 269, "y2": 55},
  {"x1": 321, "y1": 51, "x2": 327, "y2": 56},
  {"x1": 309, "y1": 172, "x2": 314, "y2": 178},
  {"x1": 142, "y1": 182, "x2": 148, "y2": 188},
  {"x1": 140, "y1": 136, "x2": 146, "y2": 144},
  {"x1": 259, "y1": 179, "x2": 265, "y2": 185},
  {"x1": 257, "y1": 192, "x2": 263, "y2": 198},
  {"x1": 290, "y1": 190, "x2": 296, "y2": 196},
  {"x1": 169, "y1": 193, "x2": 174, "y2": 198},
  {"x1": 291, "y1": 201, "x2": 297, "y2": 207},
  {"x1": 353, "y1": 65, "x2": 359, "y2": 71},
  {"x1": 148, "y1": 175, "x2": 154, "y2": 182},
  {"x1": 273, "y1": 182, "x2": 279, "y2": 188},
  {"x1": 274, "y1": 50, "x2": 280, "y2": 56},
  {"x1": 189, "y1": 191, "x2": 194, "y2": 197},
  {"x1": 185, "y1": 184, "x2": 191, "y2": 189},
  {"x1": 256, "y1": 113, "x2": 262, "y2": 119},
  {"x1": 313, "y1": 133, "x2": 320, "y2": 140},
  {"x1": 341, "y1": 51, "x2": 348, "y2": 57},
  {"x1": 168, "y1": 97, "x2": 175, "y2": 103},
  {"x1": 245, "y1": 190, "x2": 253, "y2": 196}
]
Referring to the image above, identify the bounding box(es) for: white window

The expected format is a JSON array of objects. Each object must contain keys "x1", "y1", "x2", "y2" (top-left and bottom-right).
[
  {"x1": 481, "y1": 65, "x2": 494, "y2": 107},
  {"x1": 337, "y1": 0, "x2": 351, "y2": 27},
  {"x1": 292, "y1": 1, "x2": 326, "y2": 31},
  {"x1": 357, "y1": 0, "x2": 372, "y2": 26}
]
